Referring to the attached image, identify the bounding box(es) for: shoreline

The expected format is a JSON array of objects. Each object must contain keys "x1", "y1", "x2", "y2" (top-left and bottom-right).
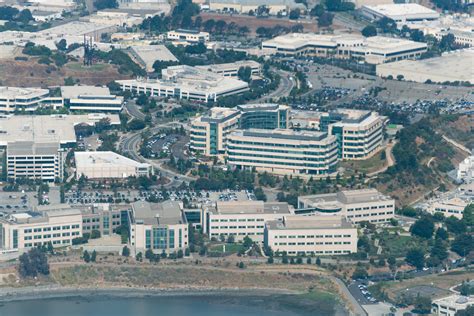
[{"x1": 0, "y1": 285, "x2": 301, "y2": 303}]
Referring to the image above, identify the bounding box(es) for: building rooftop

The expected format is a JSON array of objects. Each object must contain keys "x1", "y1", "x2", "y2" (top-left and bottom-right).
[
  {"x1": 0, "y1": 86, "x2": 49, "y2": 99},
  {"x1": 39, "y1": 21, "x2": 113, "y2": 36},
  {"x1": 362, "y1": 3, "x2": 439, "y2": 20},
  {"x1": 433, "y1": 295, "x2": 474, "y2": 309},
  {"x1": 267, "y1": 215, "x2": 353, "y2": 230},
  {"x1": 7, "y1": 141, "x2": 58, "y2": 156},
  {"x1": 200, "y1": 107, "x2": 240, "y2": 123},
  {"x1": 237, "y1": 103, "x2": 287, "y2": 112},
  {"x1": 75, "y1": 151, "x2": 150, "y2": 171},
  {"x1": 131, "y1": 201, "x2": 185, "y2": 226},
  {"x1": 214, "y1": 200, "x2": 291, "y2": 215},
  {"x1": 209, "y1": 0, "x2": 303, "y2": 8},
  {"x1": 234, "y1": 128, "x2": 330, "y2": 142},
  {"x1": 130, "y1": 45, "x2": 177, "y2": 72},
  {"x1": 61, "y1": 85, "x2": 111, "y2": 99},
  {"x1": 0, "y1": 114, "x2": 120, "y2": 147},
  {"x1": 196, "y1": 60, "x2": 260, "y2": 73},
  {"x1": 300, "y1": 189, "x2": 393, "y2": 206}
]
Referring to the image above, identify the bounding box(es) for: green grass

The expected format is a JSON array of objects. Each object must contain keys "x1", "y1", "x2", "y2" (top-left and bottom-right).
[
  {"x1": 209, "y1": 243, "x2": 244, "y2": 254},
  {"x1": 66, "y1": 62, "x2": 107, "y2": 71},
  {"x1": 341, "y1": 150, "x2": 386, "y2": 175},
  {"x1": 379, "y1": 234, "x2": 427, "y2": 258}
]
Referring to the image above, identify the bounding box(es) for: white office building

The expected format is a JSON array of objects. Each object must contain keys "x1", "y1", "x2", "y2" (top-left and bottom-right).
[
  {"x1": 75, "y1": 151, "x2": 152, "y2": 180},
  {"x1": 129, "y1": 201, "x2": 188, "y2": 255},
  {"x1": 227, "y1": 129, "x2": 339, "y2": 176},
  {"x1": 0, "y1": 86, "x2": 63, "y2": 113},
  {"x1": 61, "y1": 86, "x2": 123, "y2": 112},
  {"x1": 427, "y1": 197, "x2": 470, "y2": 220},
  {"x1": 298, "y1": 189, "x2": 395, "y2": 224},
  {"x1": 203, "y1": 200, "x2": 294, "y2": 242},
  {"x1": 196, "y1": 60, "x2": 261, "y2": 77},
  {"x1": 361, "y1": 3, "x2": 440, "y2": 23},
  {"x1": 457, "y1": 155, "x2": 474, "y2": 184},
  {"x1": 262, "y1": 33, "x2": 427, "y2": 64},
  {"x1": 167, "y1": 29, "x2": 210, "y2": 43},
  {"x1": 264, "y1": 215, "x2": 358, "y2": 256},
  {"x1": 432, "y1": 295, "x2": 473, "y2": 316},
  {"x1": 116, "y1": 65, "x2": 249, "y2": 102},
  {"x1": 0, "y1": 209, "x2": 82, "y2": 251}
]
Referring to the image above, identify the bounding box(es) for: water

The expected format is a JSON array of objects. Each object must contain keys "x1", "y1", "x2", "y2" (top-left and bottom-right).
[{"x1": 0, "y1": 294, "x2": 338, "y2": 316}]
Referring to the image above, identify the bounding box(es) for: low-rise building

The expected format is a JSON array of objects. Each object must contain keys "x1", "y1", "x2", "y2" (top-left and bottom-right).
[
  {"x1": 61, "y1": 85, "x2": 123, "y2": 112},
  {"x1": 457, "y1": 155, "x2": 474, "y2": 184},
  {"x1": 208, "y1": 0, "x2": 304, "y2": 15},
  {"x1": 262, "y1": 33, "x2": 427, "y2": 64},
  {"x1": 75, "y1": 151, "x2": 152, "y2": 180},
  {"x1": 116, "y1": 65, "x2": 249, "y2": 102},
  {"x1": 129, "y1": 201, "x2": 188, "y2": 255},
  {"x1": 0, "y1": 207, "x2": 82, "y2": 251},
  {"x1": 203, "y1": 200, "x2": 293, "y2": 242},
  {"x1": 432, "y1": 295, "x2": 473, "y2": 316},
  {"x1": 166, "y1": 29, "x2": 210, "y2": 43},
  {"x1": 81, "y1": 204, "x2": 126, "y2": 237},
  {"x1": 264, "y1": 215, "x2": 358, "y2": 256},
  {"x1": 196, "y1": 60, "x2": 261, "y2": 77},
  {"x1": 361, "y1": 3, "x2": 439, "y2": 23},
  {"x1": 427, "y1": 197, "x2": 469, "y2": 220},
  {"x1": 227, "y1": 129, "x2": 338, "y2": 176},
  {"x1": 0, "y1": 86, "x2": 62, "y2": 113},
  {"x1": 129, "y1": 45, "x2": 178, "y2": 73},
  {"x1": 298, "y1": 189, "x2": 395, "y2": 224}
]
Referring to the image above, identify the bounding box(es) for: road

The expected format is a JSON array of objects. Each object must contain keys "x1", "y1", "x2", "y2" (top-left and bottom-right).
[
  {"x1": 256, "y1": 68, "x2": 294, "y2": 102},
  {"x1": 442, "y1": 134, "x2": 471, "y2": 155},
  {"x1": 332, "y1": 277, "x2": 368, "y2": 316},
  {"x1": 124, "y1": 101, "x2": 146, "y2": 120}
]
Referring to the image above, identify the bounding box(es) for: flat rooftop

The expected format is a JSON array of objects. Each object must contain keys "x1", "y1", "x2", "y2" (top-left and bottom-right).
[
  {"x1": 61, "y1": 85, "x2": 111, "y2": 99},
  {"x1": 235, "y1": 128, "x2": 330, "y2": 142},
  {"x1": 214, "y1": 200, "x2": 291, "y2": 215},
  {"x1": 267, "y1": 215, "x2": 353, "y2": 230},
  {"x1": 131, "y1": 201, "x2": 185, "y2": 226},
  {"x1": 200, "y1": 107, "x2": 240, "y2": 123},
  {"x1": 362, "y1": 3, "x2": 439, "y2": 19},
  {"x1": 7, "y1": 141, "x2": 58, "y2": 156},
  {"x1": 40, "y1": 21, "x2": 113, "y2": 36},
  {"x1": 75, "y1": 151, "x2": 150, "y2": 170},
  {"x1": 130, "y1": 45, "x2": 177, "y2": 71},
  {"x1": 300, "y1": 189, "x2": 393, "y2": 205},
  {"x1": 237, "y1": 103, "x2": 286, "y2": 112},
  {"x1": 0, "y1": 114, "x2": 121, "y2": 147},
  {"x1": 0, "y1": 86, "x2": 49, "y2": 99},
  {"x1": 196, "y1": 60, "x2": 260, "y2": 72}
]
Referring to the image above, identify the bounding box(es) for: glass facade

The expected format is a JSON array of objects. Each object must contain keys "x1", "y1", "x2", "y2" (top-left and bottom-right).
[
  {"x1": 209, "y1": 123, "x2": 218, "y2": 155},
  {"x1": 169, "y1": 229, "x2": 175, "y2": 249},
  {"x1": 145, "y1": 230, "x2": 151, "y2": 249},
  {"x1": 103, "y1": 216, "x2": 109, "y2": 235},
  {"x1": 13, "y1": 229, "x2": 18, "y2": 249},
  {"x1": 153, "y1": 227, "x2": 167, "y2": 249}
]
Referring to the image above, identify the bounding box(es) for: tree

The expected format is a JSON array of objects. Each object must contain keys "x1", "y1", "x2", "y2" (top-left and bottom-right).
[
  {"x1": 128, "y1": 119, "x2": 146, "y2": 131},
  {"x1": 316, "y1": 257, "x2": 321, "y2": 266},
  {"x1": 90, "y1": 230, "x2": 101, "y2": 239},
  {"x1": 19, "y1": 248, "x2": 49, "y2": 278},
  {"x1": 362, "y1": 25, "x2": 377, "y2": 37},
  {"x1": 430, "y1": 238, "x2": 448, "y2": 262},
  {"x1": 410, "y1": 217, "x2": 434, "y2": 239},
  {"x1": 56, "y1": 39, "x2": 67, "y2": 51},
  {"x1": 456, "y1": 305, "x2": 474, "y2": 316},
  {"x1": 227, "y1": 234, "x2": 235, "y2": 244},
  {"x1": 318, "y1": 12, "x2": 334, "y2": 27},
  {"x1": 306, "y1": 257, "x2": 312, "y2": 264},
  {"x1": 238, "y1": 261, "x2": 245, "y2": 269},
  {"x1": 243, "y1": 236, "x2": 253, "y2": 249},
  {"x1": 83, "y1": 250, "x2": 91, "y2": 263},
  {"x1": 122, "y1": 246, "x2": 130, "y2": 257},
  {"x1": 267, "y1": 256, "x2": 274, "y2": 264},
  {"x1": 136, "y1": 252, "x2": 143, "y2": 262},
  {"x1": 352, "y1": 266, "x2": 368, "y2": 280},
  {"x1": 451, "y1": 233, "x2": 473, "y2": 257},
  {"x1": 413, "y1": 295, "x2": 431, "y2": 314},
  {"x1": 446, "y1": 216, "x2": 467, "y2": 235},
  {"x1": 91, "y1": 250, "x2": 97, "y2": 262},
  {"x1": 435, "y1": 227, "x2": 448, "y2": 240},
  {"x1": 310, "y1": 4, "x2": 325, "y2": 17},
  {"x1": 289, "y1": 9, "x2": 300, "y2": 20},
  {"x1": 462, "y1": 204, "x2": 473, "y2": 227},
  {"x1": 94, "y1": 0, "x2": 118, "y2": 10},
  {"x1": 237, "y1": 66, "x2": 252, "y2": 82},
  {"x1": 405, "y1": 248, "x2": 424, "y2": 270}
]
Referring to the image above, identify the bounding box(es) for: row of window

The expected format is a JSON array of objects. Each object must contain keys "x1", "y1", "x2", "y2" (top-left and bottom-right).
[
  {"x1": 347, "y1": 205, "x2": 393, "y2": 211},
  {"x1": 210, "y1": 232, "x2": 264, "y2": 237},
  {"x1": 273, "y1": 241, "x2": 351, "y2": 246},
  {"x1": 24, "y1": 232, "x2": 80, "y2": 240},
  {"x1": 211, "y1": 218, "x2": 265, "y2": 223},
  {"x1": 347, "y1": 212, "x2": 393, "y2": 219},
  {"x1": 274, "y1": 234, "x2": 352, "y2": 239},
  {"x1": 24, "y1": 225, "x2": 79, "y2": 234},
  {"x1": 211, "y1": 225, "x2": 265, "y2": 230},
  {"x1": 284, "y1": 250, "x2": 351, "y2": 255},
  {"x1": 25, "y1": 239, "x2": 71, "y2": 247}
]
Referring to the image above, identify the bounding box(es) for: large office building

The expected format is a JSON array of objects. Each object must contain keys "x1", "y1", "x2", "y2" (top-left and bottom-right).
[
  {"x1": 208, "y1": 0, "x2": 304, "y2": 15},
  {"x1": 116, "y1": 65, "x2": 249, "y2": 102},
  {"x1": 81, "y1": 203, "x2": 127, "y2": 237},
  {"x1": 298, "y1": 189, "x2": 395, "y2": 224},
  {"x1": 61, "y1": 86, "x2": 124, "y2": 112},
  {"x1": 129, "y1": 201, "x2": 189, "y2": 255},
  {"x1": 190, "y1": 104, "x2": 289, "y2": 157},
  {"x1": 75, "y1": 151, "x2": 152, "y2": 180},
  {"x1": 166, "y1": 29, "x2": 210, "y2": 43},
  {"x1": 0, "y1": 208, "x2": 82, "y2": 251},
  {"x1": 426, "y1": 197, "x2": 470, "y2": 220},
  {"x1": 202, "y1": 200, "x2": 293, "y2": 242},
  {"x1": 376, "y1": 49, "x2": 474, "y2": 84},
  {"x1": 264, "y1": 215, "x2": 358, "y2": 256},
  {"x1": 432, "y1": 295, "x2": 473, "y2": 316},
  {"x1": 0, "y1": 114, "x2": 120, "y2": 181},
  {"x1": 262, "y1": 33, "x2": 427, "y2": 64},
  {"x1": 321, "y1": 109, "x2": 386, "y2": 160},
  {"x1": 227, "y1": 129, "x2": 339, "y2": 176},
  {"x1": 196, "y1": 60, "x2": 261, "y2": 77},
  {"x1": 457, "y1": 155, "x2": 474, "y2": 184},
  {"x1": 361, "y1": 3, "x2": 439, "y2": 23},
  {"x1": 0, "y1": 86, "x2": 63, "y2": 113}
]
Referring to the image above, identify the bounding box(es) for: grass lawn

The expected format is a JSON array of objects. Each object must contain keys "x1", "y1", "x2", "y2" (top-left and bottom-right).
[
  {"x1": 209, "y1": 243, "x2": 244, "y2": 254},
  {"x1": 66, "y1": 62, "x2": 107, "y2": 71},
  {"x1": 341, "y1": 149, "x2": 386, "y2": 175},
  {"x1": 379, "y1": 234, "x2": 427, "y2": 258}
]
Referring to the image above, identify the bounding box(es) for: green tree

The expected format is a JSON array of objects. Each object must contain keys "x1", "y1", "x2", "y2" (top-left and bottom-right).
[
  {"x1": 430, "y1": 237, "x2": 448, "y2": 261},
  {"x1": 83, "y1": 250, "x2": 91, "y2": 263},
  {"x1": 243, "y1": 236, "x2": 253, "y2": 249},
  {"x1": 451, "y1": 233, "x2": 473, "y2": 256},
  {"x1": 289, "y1": 9, "x2": 300, "y2": 20},
  {"x1": 410, "y1": 217, "x2": 434, "y2": 239},
  {"x1": 310, "y1": 4, "x2": 325, "y2": 17},
  {"x1": 19, "y1": 248, "x2": 49, "y2": 278},
  {"x1": 405, "y1": 248, "x2": 425, "y2": 270},
  {"x1": 455, "y1": 305, "x2": 474, "y2": 316},
  {"x1": 352, "y1": 266, "x2": 368, "y2": 280},
  {"x1": 136, "y1": 252, "x2": 143, "y2": 262},
  {"x1": 122, "y1": 246, "x2": 130, "y2": 257},
  {"x1": 91, "y1": 250, "x2": 97, "y2": 262},
  {"x1": 94, "y1": 0, "x2": 118, "y2": 10},
  {"x1": 462, "y1": 204, "x2": 473, "y2": 227},
  {"x1": 362, "y1": 25, "x2": 377, "y2": 37}
]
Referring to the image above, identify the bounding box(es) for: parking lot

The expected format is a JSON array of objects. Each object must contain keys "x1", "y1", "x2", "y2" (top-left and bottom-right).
[{"x1": 348, "y1": 280, "x2": 378, "y2": 305}]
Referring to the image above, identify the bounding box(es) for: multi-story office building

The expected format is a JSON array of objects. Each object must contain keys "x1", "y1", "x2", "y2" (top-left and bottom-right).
[
  {"x1": 61, "y1": 86, "x2": 123, "y2": 112},
  {"x1": 262, "y1": 33, "x2": 427, "y2": 64},
  {"x1": 196, "y1": 60, "x2": 261, "y2": 77},
  {"x1": 81, "y1": 204, "x2": 128, "y2": 237},
  {"x1": 0, "y1": 86, "x2": 63, "y2": 113},
  {"x1": 427, "y1": 197, "x2": 469, "y2": 220},
  {"x1": 432, "y1": 295, "x2": 473, "y2": 316},
  {"x1": 0, "y1": 207, "x2": 82, "y2": 251},
  {"x1": 129, "y1": 201, "x2": 188, "y2": 255},
  {"x1": 75, "y1": 151, "x2": 153, "y2": 180},
  {"x1": 298, "y1": 189, "x2": 395, "y2": 224},
  {"x1": 203, "y1": 200, "x2": 293, "y2": 242},
  {"x1": 264, "y1": 215, "x2": 358, "y2": 256},
  {"x1": 322, "y1": 109, "x2": 386, "y2": 160},
  {"x1": 457, "y1": 155, "x2": 473, "y2": 184},
  {"x1": 208, "y1": 0, "x2": 304, "y2": 15},
  {"x1": 190, "y1": 104, "x2": 289, "y2": 157},
  {"x1": 116, "y1": 65, "x2": 249, "y2": 102},
  {"x1": 7, "y1": 141, "x2": 65, "y2": 182},
  {"x1": 361, "y1": 3, "x2": 439, "y2": 23},
  {"x1": 227, "y1": 129, "x2": 339, "y2": 175},
  {"x1": 167, "y1": 29, "x2": 210, "y2": 43}
]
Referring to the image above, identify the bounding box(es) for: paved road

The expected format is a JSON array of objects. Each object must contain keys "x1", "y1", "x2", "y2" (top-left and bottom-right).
[
  {"x1": 124, "y1": 102, "x2": 146, "y2": 120},
  {"x1": 331, "y1": 277, "x2": 367, "y2": 316},
  {"x1": 256, "y1": 68, "x2": 294, "y2": 102}
]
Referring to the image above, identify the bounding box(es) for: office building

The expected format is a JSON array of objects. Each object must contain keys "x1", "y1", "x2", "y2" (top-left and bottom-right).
[
  {"x1": 74, "y1": 151, "x2": 152, "y2": 180},
  {"x1": 298, "y1": 189, "x2": 395, "y2": 224},
  {"x1": 7, "y1": 141, "x2": 65, "y2": 182},
  {"x1": 227, "y1": 129, "x2": 338, "y2": 175},
  {"x1": 361, "y1": 4, "x2": 439, "y2": 23},
  {"x1": 322, "y1": 109, "x2": 386, "y2": 160},
  {"x1": 203, "y1": 200, "x2": 293, "y2": 242},
  {"x1": 0, "y1": 86, "x2": 63, "y2": 113},
  {"x1": 0, "y1": 207, "x2": 82, "y2": 251},
  {"x1": 427, "y1": 197, "x2": 469, "y2": 220},
  {"x1": 81, "y1": 204, "x2": 127, "y2": 237},
  {"x1": 376, "y1": 49, "x2": 474, "y2": 84},
  {"x1": 190, "y1": 104, "x2": 289, "y2": 157},
  {"x1": 262, "y1": 33, "x2": 427, "y2": 64},
  {"x1": 457, "y1": 155, "x2": 474, "y2": 184},
  {"x1": 116, "y1": 65, "x2": 249, "y2": 102},
  {"x1": 129, "y1": 45, "x2": 177, "y2": 73},
  {"x1": 129, "y1": 201, "x2": 188, "y2": 255},
  {"x1": 432, "y1": 295, "x2": 473, "y2": 316},
  {"x1": 208, "y1": 0, "x2": 304, "y2": 15},
  {"x1": 61, "y1": 86, "x2": 124, "y2": 112},
  {"x1": 167, "y1": 29, "x2": 210, "y2": 43},
  {"x1": 264, "y1": 215, "x2": 358, "y2": 256},
  {"x1": 196, "y1": 60, "x2": 261, "y2": 77}
]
